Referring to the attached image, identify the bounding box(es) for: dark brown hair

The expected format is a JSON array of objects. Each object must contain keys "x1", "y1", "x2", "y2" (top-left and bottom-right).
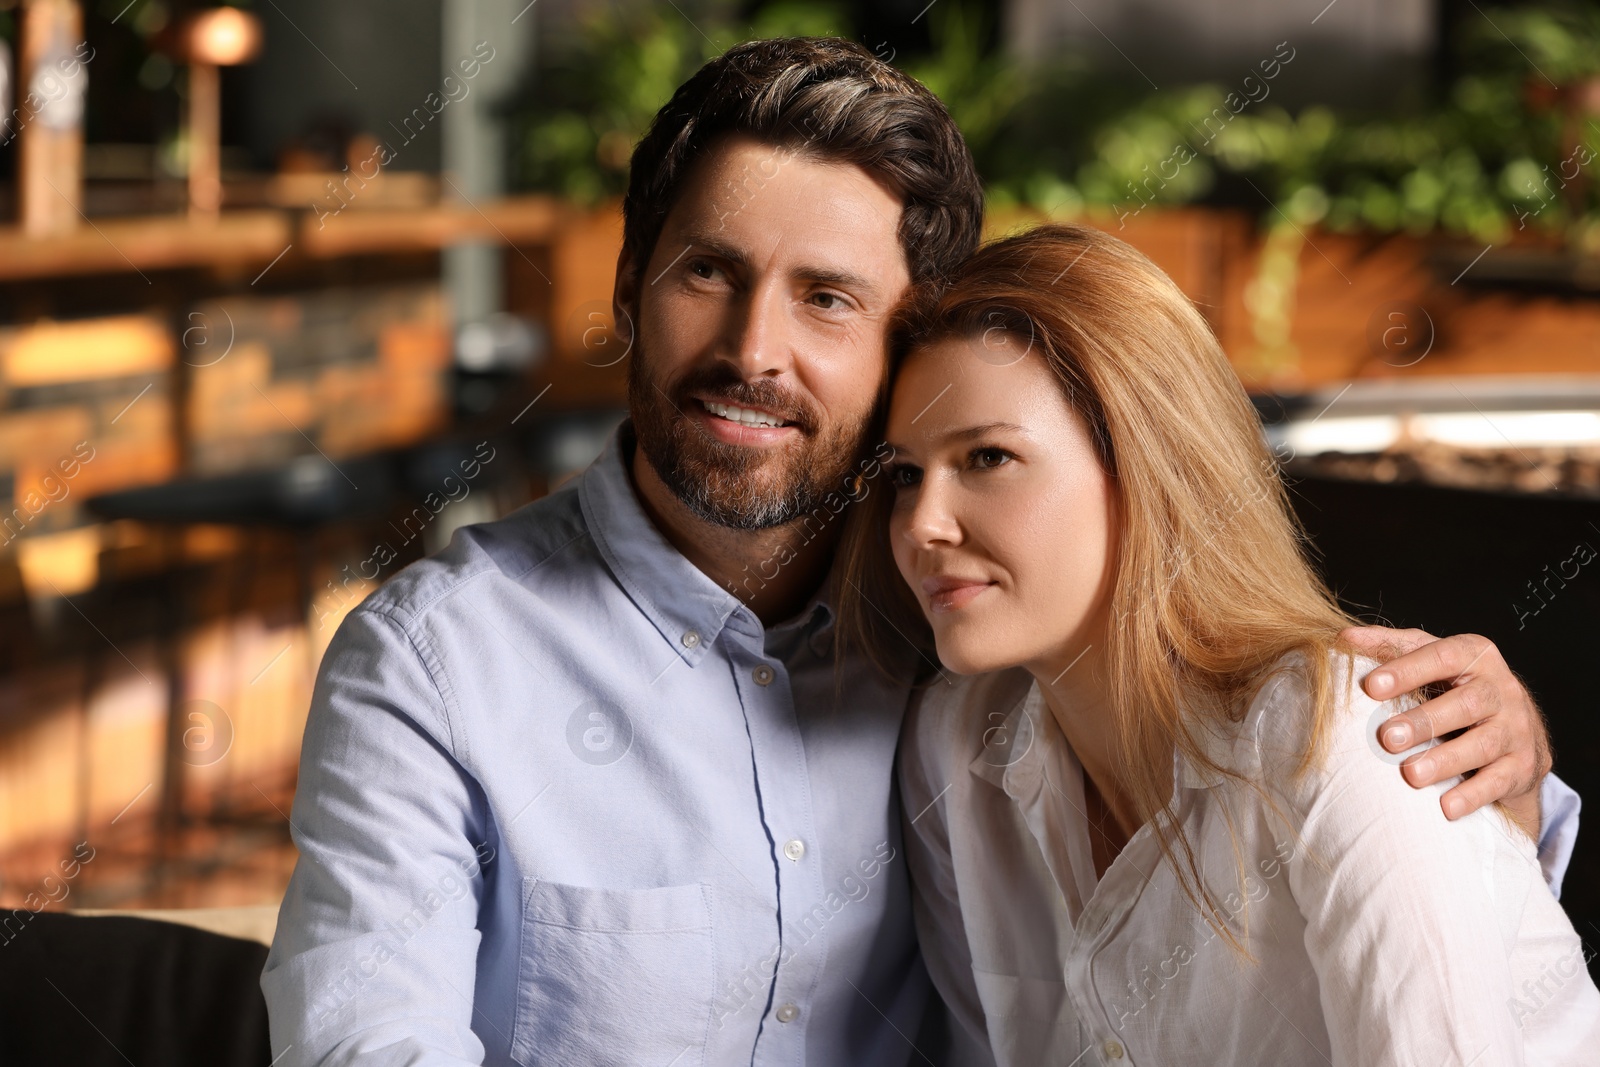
[{"x1": 621, "y1": 37, "x2": 984, "y2": 288}]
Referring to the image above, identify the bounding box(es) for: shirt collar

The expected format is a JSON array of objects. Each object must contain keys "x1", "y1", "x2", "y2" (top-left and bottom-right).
[
  {"x1": 968, "y1": 677, "x2": 1042, "y2": 795},
  {"x1": 967, "y1": 677, "x2": 1226, "y2": 796},
  {"x1": 578, "y1": 422, "x2": 743, "y2": 666},
  {"x1": 1177, "y1": 745, "x2": 1229, "y2": 789},
  {"x1": 764, "y1": 582, "x2": 836, "y2": 661}
]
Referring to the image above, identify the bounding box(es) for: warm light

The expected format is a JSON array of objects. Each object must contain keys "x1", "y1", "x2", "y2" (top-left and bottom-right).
[
  {"x1": 2, "y1": 315, "x2": 174, "y2": 387},
  {"x1": 182, "y1": 8, "x2": 263, "y2": 66},
  {"x1": 16, "y1": 526, "x2": 103, "y2": 599},
  {"x1": 1272, "y1": 411, "x2": 1600, "y2": 456}
]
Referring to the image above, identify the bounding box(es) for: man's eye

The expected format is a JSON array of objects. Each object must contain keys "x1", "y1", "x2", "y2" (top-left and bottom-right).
[
  {"x1": 688, "y1": 259, "x2": 722, "y2": 281},
  {"x1": 972, "y1": 448, "x2": 1012, "y2": 470},
  {"x1": 810, "y1": 291, "x2": 846, "y2": 310}
]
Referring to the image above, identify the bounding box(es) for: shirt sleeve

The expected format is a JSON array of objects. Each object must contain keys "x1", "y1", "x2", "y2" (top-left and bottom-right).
[
  {"x1": 898, "y1": 692, "x2": 1000, "y2": 1067},
  {"x1": 261, "y1": 607, "x2": 491, "y2": 1066},
  {"x1": 1275, "y1": 669, "x2": 1530, "y2": 1067},
  {"x1": 1537, "y1": 772, "x2": 1581, "y2": 900}
]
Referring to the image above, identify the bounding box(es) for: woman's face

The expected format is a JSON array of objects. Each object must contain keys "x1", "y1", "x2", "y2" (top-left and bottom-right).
[{"x1": 884, "y1": 335, "x2": 1118, "y2": 676}]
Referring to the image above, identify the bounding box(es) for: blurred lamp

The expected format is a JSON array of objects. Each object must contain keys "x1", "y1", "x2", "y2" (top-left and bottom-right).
[
  {"x1": 170, "y1": 8, "x2": 263, "y2": 218},
  {"x1": 180, "y1": 7, "x2": 263, "y2": 66},
  {"x1": 456, "y1": 314, "x2": 546, "y2": 374}
]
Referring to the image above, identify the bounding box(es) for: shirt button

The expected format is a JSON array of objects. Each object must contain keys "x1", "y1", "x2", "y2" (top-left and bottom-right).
[
  {"x1": 775, "y1": 1002, "x2": 800, "y2": 1023},
  {"x1": 681, "y1": 629, "x2": 701, "y2": 649},
  {"x1": 753, "y1": 664, "x2": 775, "y2": 686},
  {"x1": 782, "y1": 838, "x2": 805, "y2": 862},
  {"x1": 1102, "y1": 1038, "x2": 1125, "y2": 1059}
]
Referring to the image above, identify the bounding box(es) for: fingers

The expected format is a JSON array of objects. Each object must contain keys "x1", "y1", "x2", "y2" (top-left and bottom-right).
[
  {"x1": 1358, "y1": 630, "x2": 1551, "y2": 830},
  {"x1": 1438, "y1": 758, "x2": 1537, "y2": 828},
  {"x1": 1378, "y1": 682, "x2": 1494, "y2": 752},
  {"x1": 1398, "y1": 719, "x2": 1512, "y2": 789},
  {"x1": 1359, "y1": 632, "x2": 1500, "y2": 701}
]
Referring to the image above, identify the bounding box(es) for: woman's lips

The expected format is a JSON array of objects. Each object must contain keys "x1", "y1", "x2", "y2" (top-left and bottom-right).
[{"x1": 921, "y1": 576, "x2": 995, "y2": 614}]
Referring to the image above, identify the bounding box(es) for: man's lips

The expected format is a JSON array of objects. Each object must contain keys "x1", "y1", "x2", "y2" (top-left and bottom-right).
[
  {"x1": 693, "y1": 396, "x2": 793, "y2": 428},
  {"x1": 921, "y1": 575, "x2": 996, "y2": 614},
  {"x1": 690, "y1": 396, "x2": 802, "y2": 445}
]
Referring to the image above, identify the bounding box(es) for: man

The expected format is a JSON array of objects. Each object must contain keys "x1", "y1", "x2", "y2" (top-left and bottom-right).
[{"x1": 263, "y1": 37, "x2": 1577, "y2": 1066}]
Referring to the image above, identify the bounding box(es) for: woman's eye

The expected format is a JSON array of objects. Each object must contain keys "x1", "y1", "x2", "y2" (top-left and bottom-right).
[
  {"x1": 888, "y1": 465, "x2": 922, "y2": 489},
  {"x1": 971, "y1": 447, "x2": 1012, "y2": 470}
]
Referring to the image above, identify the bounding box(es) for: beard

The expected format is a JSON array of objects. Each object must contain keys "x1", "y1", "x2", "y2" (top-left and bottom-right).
[{"x1": 628, "y1": 344, "x2": 871, "y2": 531}]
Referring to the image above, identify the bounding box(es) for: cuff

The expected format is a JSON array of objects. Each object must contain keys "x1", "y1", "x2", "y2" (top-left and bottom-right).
[{"x1": 1537, "y1": 772, "x2": 1581, "y2": 900}]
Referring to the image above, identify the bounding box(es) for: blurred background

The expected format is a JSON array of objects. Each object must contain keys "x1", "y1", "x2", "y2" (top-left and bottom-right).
[{"x1": 0, "y1": 0, "x2": 1595, "y2": 982}]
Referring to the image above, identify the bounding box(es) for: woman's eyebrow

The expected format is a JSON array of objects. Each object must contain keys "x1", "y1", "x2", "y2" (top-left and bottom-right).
[
  {"x1": 944, "y1": 421, "x2": 1028, "y2": 442},
  {"x1": 882, "y1": 422, "x2": 1028, "y2": 459}
]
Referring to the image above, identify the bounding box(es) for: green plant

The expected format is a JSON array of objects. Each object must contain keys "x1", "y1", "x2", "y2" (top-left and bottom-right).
[
  {"x1": 1004, "y1": 3, "x2": 1600, "y2": 247},
  {"x1": 899, "y1": 3, "x2": 1025, "y2": 173},
  {"x1": 511, "y1": 0, "x2": 1600, "y2": 258},
  {"x1": 511, "y1": 0, "x2": 852, "y2": 204}
]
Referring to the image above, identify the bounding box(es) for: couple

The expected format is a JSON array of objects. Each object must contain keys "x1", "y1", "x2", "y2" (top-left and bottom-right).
[{"x1": 262, "y1": 37, "x2": 1592, "y2": 1066}]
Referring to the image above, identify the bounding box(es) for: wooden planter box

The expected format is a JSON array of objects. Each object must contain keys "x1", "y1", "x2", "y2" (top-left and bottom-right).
[
  {"x1": 989, "y1": 205, "x2": 1600, "y2": 392},
  {"x1": 506, "y1": 199, "x2": 630, "y2": 410}
]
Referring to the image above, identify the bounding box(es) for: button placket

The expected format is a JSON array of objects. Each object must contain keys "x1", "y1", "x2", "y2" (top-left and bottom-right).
[{"x1": 739, "y1": 629, "x2": 824, "y2": 1058}]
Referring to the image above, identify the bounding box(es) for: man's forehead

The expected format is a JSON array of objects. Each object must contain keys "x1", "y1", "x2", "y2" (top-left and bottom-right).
[{"x1": 662, "y1": 137, "x2": 910, "y2": 288}]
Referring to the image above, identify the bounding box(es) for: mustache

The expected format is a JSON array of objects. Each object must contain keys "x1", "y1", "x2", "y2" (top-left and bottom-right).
[{"x1": 671, "y1": 365, "x2": 818, "y2": 433}]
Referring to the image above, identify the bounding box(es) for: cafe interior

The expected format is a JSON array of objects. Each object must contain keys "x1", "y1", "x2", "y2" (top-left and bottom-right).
[{"x1": 0, "y1": 0, "x2": 1597, "y2": 1060}]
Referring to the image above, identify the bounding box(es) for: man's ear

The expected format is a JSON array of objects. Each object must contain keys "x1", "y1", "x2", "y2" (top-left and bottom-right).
[{"x1": 612, "y1": 246, "x2": 639, "y2": 346}]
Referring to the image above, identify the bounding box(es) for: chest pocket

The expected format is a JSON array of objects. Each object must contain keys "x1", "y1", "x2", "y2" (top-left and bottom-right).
[{"x1": 511, "y1": 878, "x2": 716, "y2": 1067}]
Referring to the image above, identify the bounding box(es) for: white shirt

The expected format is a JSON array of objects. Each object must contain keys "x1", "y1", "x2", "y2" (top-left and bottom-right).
[{"x1": 899, "y1": 655, "x2": 1600, "y2": 1067}]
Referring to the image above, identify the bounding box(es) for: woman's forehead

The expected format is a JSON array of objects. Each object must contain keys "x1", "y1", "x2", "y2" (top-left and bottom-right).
[{"x1": 889, "y1": 339, "x2": 1063, "y2": 432}]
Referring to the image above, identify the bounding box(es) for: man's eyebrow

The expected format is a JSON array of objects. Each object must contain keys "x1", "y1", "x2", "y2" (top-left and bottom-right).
[
  {"x1": 796, "y1": 265, "x2": 882, "y2": 300},
  {"x1": 674, "y1": 230, "x2": 884, "y2": 300},
  {"x1": 677, "y1": 231, "x2": 751, "y2": 269}
]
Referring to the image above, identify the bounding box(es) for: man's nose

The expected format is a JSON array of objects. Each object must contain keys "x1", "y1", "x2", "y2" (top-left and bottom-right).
[{"x1": 720, "y1": 283, "x2": 793, "y2": 379}]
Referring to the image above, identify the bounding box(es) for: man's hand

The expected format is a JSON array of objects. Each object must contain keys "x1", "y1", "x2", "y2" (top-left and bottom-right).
[{"x1": 1341, "y1": 625, "x2": 1551, "y2": 835}]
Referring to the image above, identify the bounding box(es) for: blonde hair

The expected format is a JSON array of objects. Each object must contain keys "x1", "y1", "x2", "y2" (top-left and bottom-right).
[{"x1": 838, "y1": 223, "x2": 1356, "y2": 946}]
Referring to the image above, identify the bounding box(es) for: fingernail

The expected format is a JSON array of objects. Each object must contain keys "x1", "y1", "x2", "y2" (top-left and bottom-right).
[
  {"x1": 1443, "y1": 795, "x2": 1464, "y2": 819},
  {"x1": 1383, "y1": 723, "x2": 1411, "y2": 749},
  {"x1": 1410, "y1": 756, "x2": 1434, "y2": 779},
  {"x1": 1370, "y1": 671, "x2": 1393, "y2": 694}
]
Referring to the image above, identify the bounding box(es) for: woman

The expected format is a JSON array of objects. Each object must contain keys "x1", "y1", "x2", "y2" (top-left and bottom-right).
[{"x1": 839, "y1": 224, "x2": 1600, "y2": 1065}]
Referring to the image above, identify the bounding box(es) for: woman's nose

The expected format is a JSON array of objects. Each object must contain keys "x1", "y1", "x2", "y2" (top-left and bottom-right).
[{"x1": 901, "y1": 478, "x2": 961, "y2": 548}]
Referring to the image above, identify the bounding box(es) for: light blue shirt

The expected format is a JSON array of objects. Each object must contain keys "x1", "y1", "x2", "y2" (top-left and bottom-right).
[
  {"x1": 262, "y1": 426, "x2": 931, "y2": 1066},
  {"x1": 1539, "y1": 773, "x2": 1580, "y2": 898},
  {"x1": 262, "y1": 424, "x2": 1582, "y2": 1065}
]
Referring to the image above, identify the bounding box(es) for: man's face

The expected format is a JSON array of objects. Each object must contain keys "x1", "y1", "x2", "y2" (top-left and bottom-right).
[{"x1": 620, "y1": 135, "x2": 912, "y2": 529}]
